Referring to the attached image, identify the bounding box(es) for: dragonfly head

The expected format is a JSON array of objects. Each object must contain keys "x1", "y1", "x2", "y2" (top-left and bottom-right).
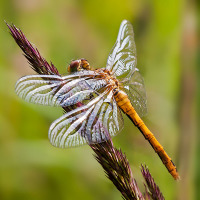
[{"x1": 68, "y1": 59, "x2": 91, "y2": 73}]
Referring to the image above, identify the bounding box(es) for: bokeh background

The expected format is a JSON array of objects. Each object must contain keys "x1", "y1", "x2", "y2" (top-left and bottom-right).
[{"x1": 0, "y1": 0, "x2": 198, "y2": 199}]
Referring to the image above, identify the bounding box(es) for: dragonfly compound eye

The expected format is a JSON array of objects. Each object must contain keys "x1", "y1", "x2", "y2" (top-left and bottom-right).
[{"x1": 68, "y1": 60, "x2": 81, "y2": 72}]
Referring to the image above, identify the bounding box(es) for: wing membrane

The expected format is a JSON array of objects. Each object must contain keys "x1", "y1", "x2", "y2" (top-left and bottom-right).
[
  {"x1": 15, "y1": 74, "x2": 64, "y2": 106},
  {"x1": 123, "y1": 70, "x2": 147, "y2": 117},
  {"x1": 106, "y1": 20, "x2": 137, "y2": 80},
  {"x1": 15, "y1": 71, "x2": 106, "y2": 107},
  {"x1": 49, "y1": 90, "x2": 124, "y2": 148}
]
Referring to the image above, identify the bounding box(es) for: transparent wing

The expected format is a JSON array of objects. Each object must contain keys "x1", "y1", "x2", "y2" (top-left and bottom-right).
[
  {"x1": 15, "y1": 71, "x2": 106, "y2": 107},
  {"x1": 106, "y1": 20, "x2": 137, "y2": 80},
  {"x1": 123, "y1": 69, "x2": 147, "y2": 117},
  {"x1": 15, "y1": 74, "x2": 65, "y2": 106},
  {"x1": 48, "y1": 89, "x2": 124, "y2": 148}
]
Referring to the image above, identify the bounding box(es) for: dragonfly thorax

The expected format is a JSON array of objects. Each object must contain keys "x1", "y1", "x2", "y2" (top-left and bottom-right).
[
  {"x1": 68, "y1": 58, "x2": 90, "y2": 73},
  {"x1": 95, "y1": 68, "x2": 120, "y2": 90}
]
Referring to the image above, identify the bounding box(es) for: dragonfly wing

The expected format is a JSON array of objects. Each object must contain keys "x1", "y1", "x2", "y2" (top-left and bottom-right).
[
  {"x1": 106, "y1": 20, "x2": 137, "y2": 80},
  {"x1": 15, "y1": 71, "x2": 105, "y2": 107},
  {"x1": 15, "y1": 74, "x2": 64, "y2": 106},
  {"x1": 123, "y1": 70, "x2": 147, "y2": 117},
  {"x1": 49, "y1": 90, "x2": 124, "y2": 148}
]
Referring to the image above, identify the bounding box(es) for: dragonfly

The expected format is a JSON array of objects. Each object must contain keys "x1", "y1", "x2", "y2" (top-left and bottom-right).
[{"x1": 14, "y1": 20, "x2": 179, "y2": 180}]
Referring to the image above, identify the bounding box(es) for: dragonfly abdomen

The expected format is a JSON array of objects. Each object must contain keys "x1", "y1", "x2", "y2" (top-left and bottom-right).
[
  {"x1": 114, "y1": 90, "x2": 134, "y2": 114},
  {"x1": 114, "y1": 89, "x2": 180, "y2": 180}
]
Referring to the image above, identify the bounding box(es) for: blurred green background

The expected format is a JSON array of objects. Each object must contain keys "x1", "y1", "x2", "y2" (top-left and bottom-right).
[{"x1": 0, "y1": 0, "x2": 198, "y2": 199}]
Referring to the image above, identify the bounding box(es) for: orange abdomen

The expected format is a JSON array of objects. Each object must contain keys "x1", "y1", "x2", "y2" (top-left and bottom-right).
[{"x1": 114, "y1": 89, "x2": 180, "y2": 180}]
